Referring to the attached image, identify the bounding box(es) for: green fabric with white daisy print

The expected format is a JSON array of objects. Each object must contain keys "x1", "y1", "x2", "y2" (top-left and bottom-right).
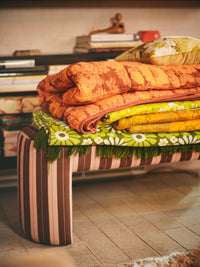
[
  {"x1": 33, "y1": 110, "x2": 200, "y2": 148},
  {"x1": 101, "y1": 100, "x2": 200, "y2": 124}
]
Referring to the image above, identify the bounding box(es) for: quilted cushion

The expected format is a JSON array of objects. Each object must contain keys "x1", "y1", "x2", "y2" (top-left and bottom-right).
[{"x1": 115, "y1": 36, "x2": 200, "y2": 65}]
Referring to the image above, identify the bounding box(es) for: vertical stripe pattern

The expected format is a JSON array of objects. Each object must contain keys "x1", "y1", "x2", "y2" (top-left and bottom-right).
[
  {"x1": 48, "y1": 160, "x2": 59, "y2": 245},
  {"x1": 17, "y1": 125, "x2": 200, "y2": 246},
  {"x1": 17, "y1": 126, "x2": 73, "y2": 246},
  {"x1": 29, "y1": 140, "x2": 39, "y2": 243}
]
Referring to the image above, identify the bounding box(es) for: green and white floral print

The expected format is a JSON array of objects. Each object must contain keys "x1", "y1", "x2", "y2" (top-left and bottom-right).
[
  {"x1": 101, "y1": 100, "x2": 200, "y2": 124},
  {"x1": 33, "y1": 110, "x2": 200, "y2": 148}
]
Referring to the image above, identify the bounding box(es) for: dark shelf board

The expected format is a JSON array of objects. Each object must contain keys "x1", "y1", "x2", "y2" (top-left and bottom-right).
[
  {"x1": 1, "y1": 1, "x2": 199, "y2": 8},
  {"x1": 0, "y1": 52, "x2": 122, "y2": 66}
]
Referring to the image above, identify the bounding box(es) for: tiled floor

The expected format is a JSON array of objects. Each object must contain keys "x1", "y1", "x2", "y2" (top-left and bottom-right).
[{"x1": 1, "y1": 161, "x2": 200, "y2": 267}]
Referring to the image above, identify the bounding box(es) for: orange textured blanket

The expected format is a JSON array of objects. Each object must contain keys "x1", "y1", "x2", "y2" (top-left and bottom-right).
[
  {"x1": 38, "y1": 61, "x2": 200, "y2": 105},
  {"x1": 37, "y1": 61, "x2": 200, "y2": 133}
]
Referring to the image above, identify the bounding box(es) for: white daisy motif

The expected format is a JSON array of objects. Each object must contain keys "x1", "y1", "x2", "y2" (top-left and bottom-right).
[
  {"x1": 192, "y1": 103, "x2": 199, "y2": 109},
  {"x1": 104, "y1": 139, "x2": 110, "y2": 145},
  {"x1": 55, "y1": 131, "x2": 69, "y2": 141},
  {"x1": 158, "y1": 108, "x2": 167, "y2": 112},
  {"x1": 132, "y1": 133, "x2": 146, "y2": 143},
  {"x1": 104, "y1": 137, "x2": 124, "y2": 146},
  {"x1": 82, "y1": 138, "x2": 93, "y2": 145},
  {"x1": 177, "y1": 105, "x2": 185, "y2": 111},
  {"x1": 159, "y1": 138, "x2": 169, "y2": 146},
  {"x1": 144, "y1": 38, "x2": 177, "y2": 56},
  {"x1": 143, "y1": 38, "x2": 163, "y2": 50},
  {"x1": 154, "y1": 46, "x2": 176, "y2": 57},
  {"x1": 179, "y1": 135, "x2": 200, "y2": 145},
  {"x1": 164, "y1": 38, "x2": 177, "y2": 47},
  {"x1": 111, "y1": 127, "x2": 117, "y2": 133},
  {"x1": 144, "y1": 44, "x2": 157, "y2": 54},
  {"x1": 170, "y1": 136, "x2": 178, "y2": 144},
  {"x1": 168, "y1": 102, "x2": 177, "y2": 108},
  {"x1": 94, "y1": 137, "x2": 103, "y2": 144}
]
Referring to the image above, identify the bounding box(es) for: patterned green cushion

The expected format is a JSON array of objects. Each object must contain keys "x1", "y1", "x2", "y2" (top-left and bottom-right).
[{"x1": 115, "y1": 36, "x2": 200, "y2": 65}]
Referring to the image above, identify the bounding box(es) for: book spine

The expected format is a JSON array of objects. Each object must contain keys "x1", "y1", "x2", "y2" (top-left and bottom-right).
[
  {"x1": 0, "y1": 65, "x2": 48, "y2": 73},
  {"x1": 74, "y1": 47, "x2": 130, "y2": 53},
  {"x1": 0, "y1": 70, "x2": 48, "y2": 78},
  {"x1": 76, "y1": 41, "x2": 142, "y2": 48},
  {"x1": 76, "y1": 33, "x2": 141, "y2": 42},
  {"x1": 0, "y1": 66, "x2": 48, "y2": 77},
  {"x1": 0, "y1": 83, "x2": 38, "y2": 93},
  {"x1": 0, "y1": 74, "x2": 47, "y2": 85},
  {"x1": 0, "y1": 59, "x2": 35, "y2": 69}
]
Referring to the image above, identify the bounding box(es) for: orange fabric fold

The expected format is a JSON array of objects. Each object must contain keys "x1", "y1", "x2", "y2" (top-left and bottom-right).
[
  {"x1": 37, "y1": 61, "x2": 200, "y2": 105},
  {"x1": 37, "y1": 61, "x2": 200, "y2": 133},
  {"x1": 39, "y1": 88, "x2": 200, "y2": 133}
]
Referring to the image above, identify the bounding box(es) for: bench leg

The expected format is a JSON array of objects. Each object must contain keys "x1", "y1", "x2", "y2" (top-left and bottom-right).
[{"x1": 17, "y1": 133, "x2": 73, "y2": 246}]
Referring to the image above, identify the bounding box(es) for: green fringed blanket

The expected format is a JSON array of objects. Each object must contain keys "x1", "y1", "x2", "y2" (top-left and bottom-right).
[{"x1": 33, "y1": 110, "x2": 200, "y2": 162}]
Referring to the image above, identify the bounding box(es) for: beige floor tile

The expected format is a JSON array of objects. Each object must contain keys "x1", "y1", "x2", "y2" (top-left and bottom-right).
[
  {"x1": 165, "y1": 227, "x2": 200, "y2": 250},
  {"x1": 186, "y1": 224, "x2": 200, "y2": 236},
  {"x1": 0, "y1": 226, "x2": 27, "y2": 255},
  {"x1": 96, "y1": 218, "x2": 159, "y2": 260},
  {"x1": 74, "y1": 220, "x2": 129, "y2": 265},
  {"x1": 143, "y1": 212, "x2": 181, "y2": 230},
  {"x1": 66, "y1": 241, "x2": 102, "y2": 267},
  {"x1": 119, "y1": 215, "x2": 186, "y2": 255},
  {"x1": 175, "y1": 213, "x2": 200, "y2": 227}
]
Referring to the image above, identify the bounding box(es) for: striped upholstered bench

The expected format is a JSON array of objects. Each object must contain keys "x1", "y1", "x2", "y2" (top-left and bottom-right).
[{"x1": 17, "y1": 125, "x2": 200, "y2": 246}]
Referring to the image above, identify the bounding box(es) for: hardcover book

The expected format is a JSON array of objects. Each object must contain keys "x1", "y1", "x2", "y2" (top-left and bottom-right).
[
  {"x1": 73, "y1": 46, "x2": 131, "y2": 54},
  {"x1": 75, "y1": 40, "x2": 142, "y2": 48},
  {"x1": 76, "y1": 33, "x2": 141, "y2": 43}
]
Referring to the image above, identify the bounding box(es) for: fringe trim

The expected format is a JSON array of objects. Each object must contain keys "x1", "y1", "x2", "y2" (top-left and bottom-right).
[
  {"x1": 33, "y1": 129, "x2": 200, "y2": 162},
  {"x1": 69, "y1": 144, "x2": 200, "y2": 159}
]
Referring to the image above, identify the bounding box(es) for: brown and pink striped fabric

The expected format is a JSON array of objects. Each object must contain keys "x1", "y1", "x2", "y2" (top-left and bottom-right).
[{"x1": 17, "y1": 125, "x2": 200, "y2": 246}]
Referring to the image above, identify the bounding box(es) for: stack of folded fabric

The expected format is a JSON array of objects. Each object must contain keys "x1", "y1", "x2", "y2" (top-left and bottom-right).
[{"x1": 33, "y1": 36, "x2": 200, "y2": 162}]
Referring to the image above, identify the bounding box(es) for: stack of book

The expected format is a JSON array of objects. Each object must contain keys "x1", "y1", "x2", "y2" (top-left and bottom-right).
[
  {"x1": 74, "y1": 33, "x2": 143, "y2": 53},
  {"x1": 0, "y1": 59, "x2": 48, "y2": 158},
  {"x1": 0, "y1": 59, "x2": 48, "y2": 93}
]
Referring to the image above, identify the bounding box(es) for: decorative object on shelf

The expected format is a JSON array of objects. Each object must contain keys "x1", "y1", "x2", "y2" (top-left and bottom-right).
[
  {"x1": 74, "y1": 13, "x2": 140, "y2": 53},
  {"x1": 137, "y1": 30, "x2": 160, "y2": 43},
  {"x1": 89, "y1": 13, "x2": 125, "y2": 35},
  {"x1": 13, "y1": 49, "x2": 41, "y2": 56}
]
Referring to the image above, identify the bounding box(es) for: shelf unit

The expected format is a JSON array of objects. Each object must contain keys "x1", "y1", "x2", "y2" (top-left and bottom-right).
[{"x1": 0, "y1": 51, "x2": 122, "y2": 188}]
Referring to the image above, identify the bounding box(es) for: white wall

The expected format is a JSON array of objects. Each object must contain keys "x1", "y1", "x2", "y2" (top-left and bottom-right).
[{"x1": 0, "y1": 1, "x2": 200, "y2": 56}]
